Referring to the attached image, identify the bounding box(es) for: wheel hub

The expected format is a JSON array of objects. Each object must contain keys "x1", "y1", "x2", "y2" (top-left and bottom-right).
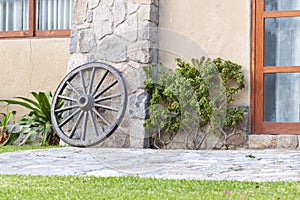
[{"x1": 77, "y1": 94, "x2": 94, "y2": 111}]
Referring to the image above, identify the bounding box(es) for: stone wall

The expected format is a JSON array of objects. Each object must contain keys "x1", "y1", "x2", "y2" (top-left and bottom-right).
[{"x1": 69, "y1": 0, "x2": 159, "y2": 148}]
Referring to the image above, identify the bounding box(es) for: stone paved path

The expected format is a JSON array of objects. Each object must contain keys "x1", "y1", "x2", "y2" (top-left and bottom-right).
[{"x1": 0, "y1": 147, "x2": 300, "y2": 182}]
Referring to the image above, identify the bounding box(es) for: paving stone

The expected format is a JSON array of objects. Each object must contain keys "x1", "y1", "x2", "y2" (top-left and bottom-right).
[{"x1": 1, "y1": 148, "x2": 300, "y2": 182}]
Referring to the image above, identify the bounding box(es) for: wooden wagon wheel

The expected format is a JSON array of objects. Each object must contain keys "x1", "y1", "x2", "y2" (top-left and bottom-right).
[{"x1": 51, "y1": 62, "x2": 127, "y2": 147}]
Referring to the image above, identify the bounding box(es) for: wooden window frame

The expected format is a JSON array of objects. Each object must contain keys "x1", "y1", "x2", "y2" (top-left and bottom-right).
[
  {"x1": 0, "y1": 0, "x2": 70, "y2": 39},
  {"x1": 251, "y1": 0, "x2": 300, "y2": 134}
]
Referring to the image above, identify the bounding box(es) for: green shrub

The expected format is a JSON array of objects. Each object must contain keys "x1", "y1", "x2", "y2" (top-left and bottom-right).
[
  {"x1": 0, "y1": 92, "x2": 60, "y2": 146},
  {"x1": 0, "y1": 110, "x2": 16, "y2": 145},
  {"x1": 143, "y1": 57, "x2": 245, "y2": 149}
]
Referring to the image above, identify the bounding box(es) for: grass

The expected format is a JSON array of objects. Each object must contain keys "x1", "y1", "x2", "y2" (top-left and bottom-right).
[
  {"x1": 0, "y1": 175, "x2": 299, "y2": 200},
  {"x1": 0, "y1": 145, "x2": 60, "y2": 153}
]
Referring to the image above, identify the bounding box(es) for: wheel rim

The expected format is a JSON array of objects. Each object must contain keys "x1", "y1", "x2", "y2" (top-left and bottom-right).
[{"x1": 51, "y1": 62, "x2": 127, "y2": 147}]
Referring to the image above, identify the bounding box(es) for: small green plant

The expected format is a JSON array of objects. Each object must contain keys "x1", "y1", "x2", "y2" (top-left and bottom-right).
[
  {"x1": 143, "y1": 57, "x2": 245, "y2": 149},
  {"x1": 245, "y1": 154, "x2": 256, "y2": 159},
  {"x1": 0, "y1": 110, "x2": 16, "y2": 145},
  {"x1": 0, "y1": 92, "x2": 60, "y2": 146}
]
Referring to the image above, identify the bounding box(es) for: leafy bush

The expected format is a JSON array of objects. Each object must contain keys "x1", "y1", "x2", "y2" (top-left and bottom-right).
[
  {"x1": 143, "y1": 57, "x2": 245, "y2": 149},
  {"x1": 0, "y1": 110, "x2": 16, "y2": 145},
  {"x1": 0, "y1": 92, "x2": 60, "y2": 146}
]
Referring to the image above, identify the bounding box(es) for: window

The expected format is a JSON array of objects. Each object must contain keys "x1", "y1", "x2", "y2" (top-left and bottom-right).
[
  {"x1": 0, "y1": 0, "x2": 74, "y2": 38},
  {"x1": 252, "y1": 0, "x2": 300, "y2": 134}
]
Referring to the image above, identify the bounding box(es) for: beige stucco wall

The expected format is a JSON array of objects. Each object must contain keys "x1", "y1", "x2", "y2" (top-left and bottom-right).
[
  {"x1": 159, "y1": 0, "x2": 251, "y2": 106},
  {"x1": 0, "y1": 38, "x2": 69, "y2": 116}
]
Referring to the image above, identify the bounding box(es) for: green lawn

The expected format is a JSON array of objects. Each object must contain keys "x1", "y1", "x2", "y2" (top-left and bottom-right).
[
  {"x1": 0, "y1": 145, "x2": 60, "y2": 153},
  {"x1": 0, "y1": 175, "x2": 299, "y2": 200}
]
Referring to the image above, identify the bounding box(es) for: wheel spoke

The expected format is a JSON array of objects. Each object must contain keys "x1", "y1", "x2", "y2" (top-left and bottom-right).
[
  {"x1": 58, "y1": 95, "x2": 76, "y2": 102},
  {"x1": 59, "y1": 109, "x2": 81, "y2": 128},
  {"x1": 66, "y1": 81, "x2": 81, "y2": 96},
  {"x1": 94, "y1": 104, "x2": 119, "y2": 112},
  {"x1": 68, "y1": 111, "x2": 84, "y2": 139},
  {"x1": 80, "y1": 70, "x2": 87, "y2": 94},
  {"x1": 94, "y1": 93, "x2": 121, "y2": 103},
  {"x1": 89, "y1": 110, "x2": 99, "y2": 137},
  {"x1": 55, "y1": 105, "x2": 79, "y2": 113},
  {"x1": 92, "y1": 70, "x2": 109, "y2": 96},
  {"x1": 81, "y1": 112, "x2": 88, "y2": 141},
  {"x1": 88, "y1": 67, "x2": 96, "y2": 95},
  {"x1": 94, "y1": 80, "x2": 118, "y2": 99},
  {"x1": 92, "y1": 107, "x2": 111, "y2": 126}
]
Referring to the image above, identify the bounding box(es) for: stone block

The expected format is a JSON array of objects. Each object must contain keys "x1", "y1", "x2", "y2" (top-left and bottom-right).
[
  {"x1": 139, "y1": 67, "x2": 148, "y2": 87},
  {"x1": 98, "y1": 129, "x2": 129, "y2": 148},
  {"x1": 79, "y1": 30, "x2": 96, "y2": 53},
  {"x1": 138, "y1": 21, "x2": 158, "y2": 42},
  {"x1": 127, "y1": 90, "x2": 149, "y2": 119},
  {"x1": 76, "y1": 23, "x2": 91, "y2": 30},
  {"x1": 166, "y1": 133, "x2": 187, "y2": 149},
  {"x1": 130, "y1": 0, "x2": 155, "y2": 5},
  {"x1": 128, "y1": 4, "x2": 140, "y2": 14},
  {"x1": 113, "y1": 0, "x2": 127, "y2": 26},
  {"x1": 138, "y1": 4, "x2": 159, "y2": 24},
  {"x1": 236, "y1": 106, "x2": 250, "y2": 132},
  {"x1": 128, "y1": 61, "x2": 142, "y2": 70},
  {"x1": 88, "y1": 54, "x2": 97, "y2": 62},
  {"x1": 70, "y1": 30, "x2": 78, "y2": 54},
  {"x1": 102, "y1": 0, "x2": 115, "y2": 7},
  {"x1": 129, "y1": 119, "x2": 148, "y2": 148},
  {"x1": 128, "y1": 41, "x2": 152, "y2": 63},
  {"x1": 202, "y1": 133, "x2": 220, "y2": 150},
  {"x1": 121, "y1": 65, "x2": 142, "y2": 93},
  {"x1": 276, "y1": 135, "x2": 298, "y2": 148},
  {"x1": 167, "y1": 142, "x2": 186, "y2": 150},
  {"x1": 68, "y1": 53, "x2": 88, "y2": 71},
  {"x1": 96, "y1": 35, "x2": 127, "y2": 62},
  {"x1": 248, "y1": 135, "x2": 299, "y2": 149},
  {"x1": 93, "y1": 5, "x2": 113, "y2": 39},
  {"x1": 87, "y1": 11, "x2": 93, "y2": 22},
  {"x1": 73, "y1": 0, "x2": 88, "y2": 24},
  {"x1": 88, "y1": 0, "x2": 100, "y2": 9},
  {"x1": 59, "y1": 140, "x2": 70, "y2": 147},
  {"x1": 226, "y1": 131, "x2": 247, "y2": 147},
  {"x1": 115, "y1": 13, "x2": 138, "y2": 42},
  {"x1": 247, "y1": 135, "x2": 277, "y2": 149}
]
